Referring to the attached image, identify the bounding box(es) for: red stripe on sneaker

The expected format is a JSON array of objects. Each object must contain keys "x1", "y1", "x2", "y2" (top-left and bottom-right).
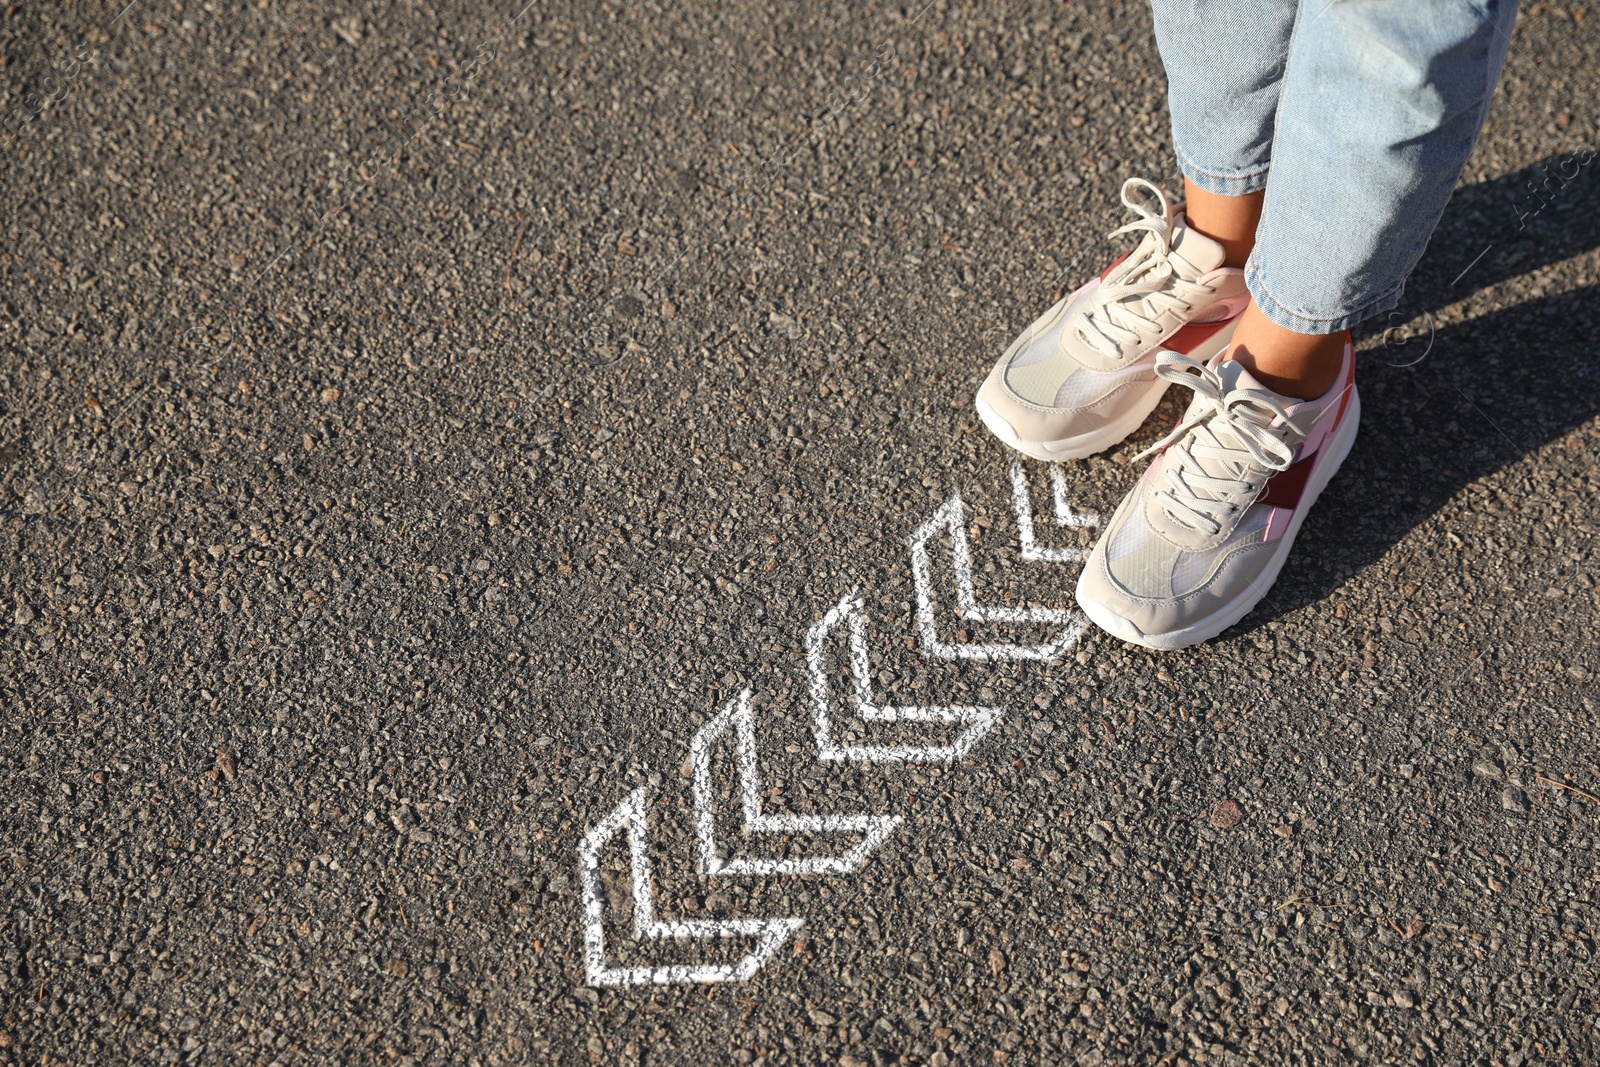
[
  {"x1": 1166, "y1": 317, "x2": 1234, "y2": 356},
  {"x1": 1259, "y1": 348, "x2": 1354, "y2": 510},
  {"x1": 1262, "y1": 505, "x2": 1290, "y2": 542},
  {"x1": 1257, "y1": 453, "x2": 1316, "y2": 509}
]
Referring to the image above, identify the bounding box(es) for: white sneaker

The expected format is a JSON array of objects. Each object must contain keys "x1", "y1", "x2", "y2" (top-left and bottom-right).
[
  {"x1": 1076, "y1": 339, "x2": 1360, "y2": 650},
  {"x1": 976, "y1": 178, "x2": 1249, "y2": 461}
]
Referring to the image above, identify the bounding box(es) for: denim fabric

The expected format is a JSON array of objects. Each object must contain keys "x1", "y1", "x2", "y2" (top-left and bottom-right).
[{"x1": 1150, "y1": 0, "x2": 1520, "y2": 333}]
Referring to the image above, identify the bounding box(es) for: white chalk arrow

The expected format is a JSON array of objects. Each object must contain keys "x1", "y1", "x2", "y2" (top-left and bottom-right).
[
  {"x1": 1010, "y1": 458, "x2": 1100, "y2": 562},
  {"x1": 580, "y1": 788, "x2": 804, "y2": 987},
  {"x1": 808, "y1": 591, "x2": 1004, "y2": 763},
  {"x1": 910, "y1": 486, "x2": 1089, "y2": 662},
  {"x1": 691, "y1": 690, "x2": 902, "y2": 875}
]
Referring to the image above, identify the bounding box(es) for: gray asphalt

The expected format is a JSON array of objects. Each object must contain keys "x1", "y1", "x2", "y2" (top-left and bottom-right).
[{"x1": 2, "y1": 0, "x2": 1598, "y2": 1064}]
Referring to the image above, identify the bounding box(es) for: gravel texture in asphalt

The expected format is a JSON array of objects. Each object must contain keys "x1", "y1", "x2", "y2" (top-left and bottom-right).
[{"x1": 1, "y1": 1, "x2": 1598, "y2": 1064}]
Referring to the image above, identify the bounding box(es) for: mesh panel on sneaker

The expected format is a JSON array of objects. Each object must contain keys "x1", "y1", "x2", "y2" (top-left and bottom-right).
[
  {"x1": 1104, "y1": 501, "x2": 1182, "y2": 599},
  {"x1": 1005, "y1": 354, "x2": 1074, "y2": 406},
  {"x1": 1169, "y1": 508, "x2": 1270, "y2": 596},
  {"x1": 1105, "y1": 502, "x2": 1156, "y2": 563},
  {"x1": 1053, "y1": 366, "x2": 1138, "y2": 409},
  {"x1": 1005, "y1": 288, "x2": 1092, "y2": 372}
]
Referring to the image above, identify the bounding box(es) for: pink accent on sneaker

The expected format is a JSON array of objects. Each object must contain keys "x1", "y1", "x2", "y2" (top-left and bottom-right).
[
  {"x1": 1189, "y1": 291, "x2": 1251, "y2": 324},
  {"x1": 1262, "y1": 506, "x2": 1291, "y2": 542}
]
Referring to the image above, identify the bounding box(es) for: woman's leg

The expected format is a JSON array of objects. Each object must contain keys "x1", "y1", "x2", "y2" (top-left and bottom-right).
[
  {"x1": 1237, "y1": 0, "x2": 1521, "y2": 398},
  {"x1": 1150, "y1": 0, "x2": 1299, "y2": 205},
  {"x1": 1151, "y1": 0, "x2": 1301, "y2": 391},
  {"x1": 1158, "y1": 0, "x2": 1331, "y2": 396},
  {"x1": 1226, "y1": 307, "x2": 1350, "y2": 399}
]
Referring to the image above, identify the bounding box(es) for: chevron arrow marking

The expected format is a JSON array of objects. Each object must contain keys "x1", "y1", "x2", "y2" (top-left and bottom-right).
[
  {"x1": 910, "y1": 493, "x2": 1089, "y2": 661},
  {"x1": 1011, "y1": 458, "x2": 1101, "y2": 562},
  {"x1": 808, "y1": 591, "x2": 1004, "y2": 763},
  {"x1": 691, "y1": 690, "x2": 902, "y2": 876},
  {"x1": 580, "y1": 467, "x2": 1103, "y2": 986},
  {"x1": 580, "y1": 788, "x2": 804, "y2": 986}
]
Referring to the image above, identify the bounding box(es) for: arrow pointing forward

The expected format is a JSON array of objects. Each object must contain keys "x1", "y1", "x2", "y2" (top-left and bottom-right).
[
  {"x1": 580, "y1": 788, "x2": 804, "y2": 987},
  {"x1": 808, "y1": 591, "x2": 1004, "y2": 763},
  {"x1": 1011, "y1": 458, "x2": 1100, "y2": 563},
  {"x1": 910, "y1": 492, "x2": 1088, "y2": 662},
  {"x1": 691, "y1": 690, "x2": 902, "y2": 875}
]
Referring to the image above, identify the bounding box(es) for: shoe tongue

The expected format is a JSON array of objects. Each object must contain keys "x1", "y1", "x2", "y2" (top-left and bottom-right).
[
  {"x1": 1151, "y1": 359, "x2": 1267, "y2": 540},
  {"x1": 1206, "y1": 359, "x2": 1289, "y2": 450},
  {"x1": 1167, "y1": 214, "x2": 1225, "y2": 278},
  {"x1": 1215, "y1": 357, "x2": 1269, "y2": 395},
  {"x1": 1213, "y1": 357, "x2": 1315, "y2": 430},
  {"x1": 1150, "y1": 357, "x2": 1302, "y2": 546}
]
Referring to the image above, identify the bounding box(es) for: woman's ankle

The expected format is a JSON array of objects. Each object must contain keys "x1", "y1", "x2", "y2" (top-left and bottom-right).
[
  {"x1": 1181, "y1": 178, "x2": 1262, "y2": 269},
  {"x1": 1225, "y1": 303, "x2": 1347, "y2": 401}
]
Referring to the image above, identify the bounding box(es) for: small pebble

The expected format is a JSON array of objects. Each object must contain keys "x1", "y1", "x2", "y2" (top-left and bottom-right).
[{"x1": 1210, "y1": 800, "x2": 1244, "y2": 829}]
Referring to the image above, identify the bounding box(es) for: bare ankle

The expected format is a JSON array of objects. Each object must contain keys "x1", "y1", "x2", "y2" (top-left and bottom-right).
[
  {"x1": 1226, "y1": 304, "x2": 1347, "y2": 401},
  {"x1": 1181, "y1": 178, "x2": 1263, "y2": 270},
  {"x1": 1228, "y1": 339, "x2": 1345, "y2": 400}
]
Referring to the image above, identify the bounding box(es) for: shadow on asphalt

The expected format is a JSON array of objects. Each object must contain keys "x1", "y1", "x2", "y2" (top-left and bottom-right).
[{"x1": 1237, "y1": 153, "x2": 1600, "y2": 634}]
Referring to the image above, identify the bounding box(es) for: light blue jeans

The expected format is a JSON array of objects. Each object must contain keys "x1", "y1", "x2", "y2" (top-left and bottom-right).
[{"x1": 1151, "y1": 0, "x2": 1520, "y2": 334}]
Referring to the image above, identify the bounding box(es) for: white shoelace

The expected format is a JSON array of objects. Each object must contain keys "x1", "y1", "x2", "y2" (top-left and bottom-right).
[
  {"x1": 1133, "y1": 352, "x2": 1300, "y2": 537},
  {"x1": 1076, "y1": 178, "x2": 1213, "y2": 358}
]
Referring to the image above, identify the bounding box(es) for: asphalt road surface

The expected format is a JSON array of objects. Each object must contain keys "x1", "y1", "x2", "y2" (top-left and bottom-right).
[{"x1": 2, "y1": 1, "x2": 1598, "y2": 1064}]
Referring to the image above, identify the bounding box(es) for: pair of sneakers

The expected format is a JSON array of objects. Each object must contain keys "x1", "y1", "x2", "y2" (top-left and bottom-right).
[{"x1": 978, "y1": 178, "x2": 1359, "y2": 650}]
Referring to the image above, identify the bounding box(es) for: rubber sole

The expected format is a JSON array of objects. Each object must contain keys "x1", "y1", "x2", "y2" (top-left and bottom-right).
[{"x1": 1076, "y1": 387, "x2": 1362, "y2": 651}]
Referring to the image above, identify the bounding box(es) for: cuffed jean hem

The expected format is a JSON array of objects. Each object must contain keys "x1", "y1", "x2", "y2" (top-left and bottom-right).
[
  {"x1": 1175, "y1": 145, "x2": 1272, "y2": 197},
  {"x1": 1245, "y1": 256, "x2": 1407, "y2": 335}
]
